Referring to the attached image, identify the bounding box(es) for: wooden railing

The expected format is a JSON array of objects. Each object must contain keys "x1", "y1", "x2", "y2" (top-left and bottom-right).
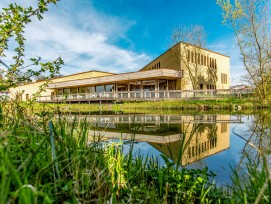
[{"x1": 37, "y1": 89, "x2": 253, "y2": 102}]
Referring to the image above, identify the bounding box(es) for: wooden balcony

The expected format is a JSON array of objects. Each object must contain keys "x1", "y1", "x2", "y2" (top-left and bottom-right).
[{"x1": 37, "y1": 89, "x2": 253, "y2": 103}]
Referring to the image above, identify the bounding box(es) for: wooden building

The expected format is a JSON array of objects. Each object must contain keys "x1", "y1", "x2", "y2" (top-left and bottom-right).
[{"x1": 9, "y1": 42, "x2": 230, "y2": 102}]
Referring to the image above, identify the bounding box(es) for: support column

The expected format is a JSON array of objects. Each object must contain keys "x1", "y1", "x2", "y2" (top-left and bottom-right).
[
  {"x1": 140, "y1": 81, "x2": 143, "y2": 98},
  {"x1": 155, "y1": 79, "x2": 159, "y2": 99},
  {"x1": 115, "y1": 83, "x2": 118, "y2": 98},
  {"x1": 128, "y1": 83, "x2": 130, "y2": 99},
  {"x1": 166, "y1": 79, "x2": 169, "y2": 98}
]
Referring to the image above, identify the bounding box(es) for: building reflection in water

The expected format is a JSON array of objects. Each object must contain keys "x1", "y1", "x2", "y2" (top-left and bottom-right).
[{"x1": 85, "y1": 114, "x2": 239, "y2": 166}]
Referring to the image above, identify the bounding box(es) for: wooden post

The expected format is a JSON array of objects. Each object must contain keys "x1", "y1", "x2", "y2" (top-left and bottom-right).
[
  {"x1": 128, "y1": 83, "x2": 130, "y2": 98},
  {"x1": 155, "y1": 79, "x2": 159, "y2": 99},
  {"x1": 166, "y1": 79, "x2": 169, "y2": 98},
  {"x1": 115, "y1": 83, "x2": 118, "y2": 98},
  {"x1": 140, "y1": 81, "x2": 143, "y2": 98}
]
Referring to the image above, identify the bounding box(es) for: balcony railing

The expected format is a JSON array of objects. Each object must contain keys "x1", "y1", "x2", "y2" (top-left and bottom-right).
[{"x1": 37, "y1": 88, "x2": 253, "y2": 102}]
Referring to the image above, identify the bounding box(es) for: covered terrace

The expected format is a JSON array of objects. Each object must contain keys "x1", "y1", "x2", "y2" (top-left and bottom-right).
[{"x1": 39, "y1": 69, "x2": 182, "y2": 102}]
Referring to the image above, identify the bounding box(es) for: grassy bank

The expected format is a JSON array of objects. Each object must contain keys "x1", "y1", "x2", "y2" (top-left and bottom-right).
[{"x1": 30, "y1": 97, "x2": 264, "y2": 115}]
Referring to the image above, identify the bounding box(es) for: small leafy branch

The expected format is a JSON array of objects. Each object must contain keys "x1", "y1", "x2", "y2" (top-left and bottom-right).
[{"x1": 0, "y1": 0, "x2": 63, "y2": 91}]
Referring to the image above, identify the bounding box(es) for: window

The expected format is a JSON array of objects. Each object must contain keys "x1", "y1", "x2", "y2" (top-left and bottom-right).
[
  {"x1": 78, "y1": 87, "x2": 86, "y2": 93},
  {"x1": 191, "y1": 52, "x2": 194, "y2": 63},
  {"x1": 105, "y1": 84, "x2": 114, "y2": 92},
  {"x1": 207, "y1": 57, "x2": 209, "y2": 67},
  {"x1": 221, "y1": 123, "x2": 227, "y2": 133},
  {"x1": 91, "y1": 86, "x2": 95, "y2": 93},
  {"x1": 187, "y1": 50, "x2": 190, "y2": 62},
  {"x1": 96, "y1": 85, "x2": 105, "y2": 93},
  {"x1": 70, "y1": 87, "x2": 77, "y2": 94},
  {"x1": 211, "y1": 58, "x2": 213, "y2": 68},
  {"x1": 215, "y1": 59, "x2": 217, "y2": 69},
  {"x1": 204, "y1": 56, "x2": 206, "y2": 66},
  {"x1": 87, "y1": 86, "x2": 91, "y2": 93},
  {"x1": 26, "y1": 94, "x2": 29, "y2": 100},
  {"x1": 64, "y1": 88, "x2": 70, "y2": 94},
  {"x1": 57, "y1": 89, "x2": 63, "y2": 95},
  {"x1": 198, "y1": 53, "x2": 200, "y2": 64},
  {"x1": 221, "y1": 73, "x2": 228, "y2": 84},
  {"x1": 201, "y1": 55, "x2": 203, "y2": 65}
]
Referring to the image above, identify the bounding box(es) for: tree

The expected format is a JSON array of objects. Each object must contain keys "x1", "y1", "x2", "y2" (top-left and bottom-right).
[
  {"x1": 171, "y1": 25, "x2": 217, "y2": 90},
  {"x1": 0, "y1": 0, "x2": 63, "y2": 92},
  {"x1": 217, "y1": 0, "x2": 271, "y2": 101}
]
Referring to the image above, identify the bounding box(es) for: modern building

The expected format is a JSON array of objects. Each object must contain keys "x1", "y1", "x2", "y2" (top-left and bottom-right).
[{"x1": 9, "y1": 41, "x2": 230, "y2": 102}]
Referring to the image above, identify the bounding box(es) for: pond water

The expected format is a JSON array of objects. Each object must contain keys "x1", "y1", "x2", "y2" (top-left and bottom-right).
[{"x1": 75, "y1": 113, "x2": 262, "y2": 185}]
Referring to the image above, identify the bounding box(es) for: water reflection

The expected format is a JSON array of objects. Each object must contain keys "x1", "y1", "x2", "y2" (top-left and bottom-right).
[{"x1": 85, "y1": 114, "x2": 242, "y2": 166}]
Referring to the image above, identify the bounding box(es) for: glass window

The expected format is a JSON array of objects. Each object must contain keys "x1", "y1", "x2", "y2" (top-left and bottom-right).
[
  {"x1": 87, "y1": 86, "x2": 91, "y2": 93},
  {"x1": 105, "y1": 84, "x2": 114, "y2": 92},
  {"x1": 91, "y1": 86, "x2": 95, "y2": 93},
  {"x1": 78, "y1": 86, "x2": 86, "y2": 93},
  {"x1": 70, "y1": 87, "x2": 77, "y2": 94},
  {"x1": 64, "y1": 88, "x2": 70, "y2": 94},
  {"x1": 57, "y1": 89, "x2": 63, "y2": 95},
  {"x1": 96, "y1": 85, "x2": 105, "y2": 93}
]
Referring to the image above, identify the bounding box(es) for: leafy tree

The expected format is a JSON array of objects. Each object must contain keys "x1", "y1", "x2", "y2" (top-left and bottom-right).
[
  {"x1": 217, "y1": 0, "x2": 271, "y2": 101},
  {"x1": 0, "y1": 0, "x2": 63, "y2": 91}
]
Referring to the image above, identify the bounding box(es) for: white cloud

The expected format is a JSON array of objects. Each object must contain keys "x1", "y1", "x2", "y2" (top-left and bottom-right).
[{"x1": 1, "y1": 0, "x2": 151, "y2": 76}]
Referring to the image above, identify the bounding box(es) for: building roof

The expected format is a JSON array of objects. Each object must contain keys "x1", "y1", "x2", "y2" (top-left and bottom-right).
[{"x1": 48, "y1": 69, "x2": 181, "y2": 89}]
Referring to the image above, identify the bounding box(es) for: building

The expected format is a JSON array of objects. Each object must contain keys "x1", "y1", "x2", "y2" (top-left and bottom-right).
[{"x1": 9, "y1": 41, "x2": 230, "y2": 102}]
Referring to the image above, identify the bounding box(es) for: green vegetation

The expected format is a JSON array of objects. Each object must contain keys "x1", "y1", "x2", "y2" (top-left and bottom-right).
[
  {"x1": 1, "y1": 99, "x2": 271, "y2": 203},
  {"x1": 29, "y1": 97, "x2": 267, "y2": 115}
]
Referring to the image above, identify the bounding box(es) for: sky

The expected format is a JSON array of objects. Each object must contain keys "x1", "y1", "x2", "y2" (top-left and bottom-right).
[{"x1": 0, "y1": 0, "x2": 245, "y2": 85}]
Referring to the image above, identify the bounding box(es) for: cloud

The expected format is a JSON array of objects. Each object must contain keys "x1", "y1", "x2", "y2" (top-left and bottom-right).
[{"x1": 1, "y1": 0, "x2": 151, "y2": 75}]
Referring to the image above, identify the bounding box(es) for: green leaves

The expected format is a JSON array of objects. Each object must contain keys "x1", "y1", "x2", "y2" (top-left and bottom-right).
[{"x1": 0, "y1": 0, "x2": 63, "y2": 91}]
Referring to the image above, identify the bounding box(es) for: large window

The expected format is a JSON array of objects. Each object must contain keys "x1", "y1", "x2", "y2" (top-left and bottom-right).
[
  {"x1": 78, "y1": 86, "x2": 86, "y2": 93},
  {"x1": 96, "y1": 85, "x2": 105, "y2": 93},
  {"x1": 221, "y1": 73, "x2": 228, "y2": 84},
  {"x1": 105, "y1": 84, "x2": 114, "y2": 92},
  {"x1": 63, "y1": 88, "x2": 70, "y2": 94},
  {"x1": 87, "y1": 86, "x2": 91, "y2": 93},
  {"x1": 57, "y1": 89, "x2": 63, "y2": 95},
  {"x1": 70, "y1": 87, "x2": 77, "y2": 94}
]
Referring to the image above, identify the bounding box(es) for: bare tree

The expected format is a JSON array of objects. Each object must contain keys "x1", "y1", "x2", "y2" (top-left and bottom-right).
[
  {"x1": 217, "y1": 0, "x2": 271, "y2": 101},
  {"x1": 171, "y1": 25, "x2": 217, "y2": 90}
]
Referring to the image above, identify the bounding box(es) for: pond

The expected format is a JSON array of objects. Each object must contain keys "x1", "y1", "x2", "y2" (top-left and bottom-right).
[{"x1": 72, "y1": 112, "x2": 267, "y2": 185}]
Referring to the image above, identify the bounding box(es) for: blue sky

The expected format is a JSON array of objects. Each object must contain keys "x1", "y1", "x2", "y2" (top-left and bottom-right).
[{"x1": 1, "y1": 0, "x2": 245, "y2": 84}]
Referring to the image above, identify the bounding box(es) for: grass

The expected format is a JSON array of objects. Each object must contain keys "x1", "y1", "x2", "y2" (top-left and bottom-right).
[
  {"x1": 29, "y1": 97, "x2": 269, "y2": 116},
  {"x1": 0, "y1": 99, "x2": 270, "y2": 203}
]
